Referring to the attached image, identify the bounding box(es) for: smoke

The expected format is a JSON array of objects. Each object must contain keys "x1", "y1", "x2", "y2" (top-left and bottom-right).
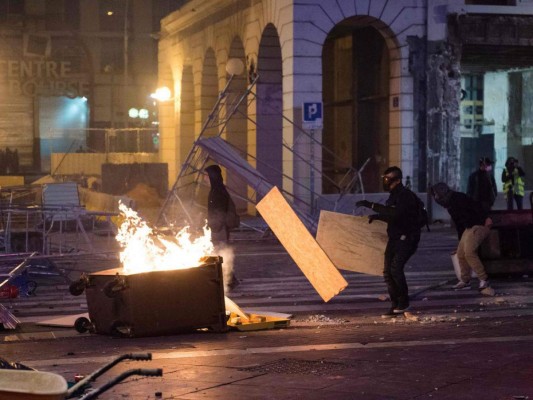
[{"x1": 216, "y1": 244, "x2": 236, "y2": 293}]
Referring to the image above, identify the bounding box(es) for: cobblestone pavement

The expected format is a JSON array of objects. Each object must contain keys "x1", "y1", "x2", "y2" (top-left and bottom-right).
[{"x1": 1, "y1": 224, "x2": 532, "y2": 399}]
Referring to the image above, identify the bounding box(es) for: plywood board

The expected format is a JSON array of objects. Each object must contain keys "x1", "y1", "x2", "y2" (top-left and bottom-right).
[
  {"x1": 256, "y1": 187, "x2": 348, "y2": 302},
  {"x1": 316, "y1": 210, "x2": 387, "y2": 276}
]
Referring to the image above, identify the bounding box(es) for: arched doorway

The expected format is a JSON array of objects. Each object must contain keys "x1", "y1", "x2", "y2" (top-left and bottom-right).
[
  {"x1": 322, "y1": 21, "x2": 391, "y2": 193},
  {"x1": 257, "y1": 23, "x2": 283, "y2": 190}
]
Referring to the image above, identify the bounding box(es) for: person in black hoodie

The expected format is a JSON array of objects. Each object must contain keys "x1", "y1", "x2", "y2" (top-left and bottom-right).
[
  {"x1": 467, "y1": 157, "x2": 497, "y2": 213},
  {"x1": 431, "y1": 182, "x2": 493, "y2": 293},
  {"x1": 205, "y1": 164, "x2": 232, "y2": 243},
  {"x1": 205, "y1": 164, "x2": 239, "y2": 289},
  {"x1": 356, "y1": 166, "x2": 421, "y2": 316}
]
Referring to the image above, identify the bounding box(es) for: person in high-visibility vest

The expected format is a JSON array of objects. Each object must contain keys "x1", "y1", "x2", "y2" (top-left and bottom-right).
[{"x1": 502, "y1": 157, "x2": 526, "y2": 210}]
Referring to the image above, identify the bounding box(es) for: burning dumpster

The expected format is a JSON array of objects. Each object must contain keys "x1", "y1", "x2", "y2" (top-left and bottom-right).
[
  {"x1": 70, "y1": 203, "x2": 227, "y2": 337},
  {"x1": 71, "y1": 256, "x2": 226, "y2": 337}
]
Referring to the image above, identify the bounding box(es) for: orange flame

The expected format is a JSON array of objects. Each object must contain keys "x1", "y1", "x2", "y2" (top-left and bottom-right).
[{"x1": 116, "y1": 202, "x2": 215, "y2": 274}]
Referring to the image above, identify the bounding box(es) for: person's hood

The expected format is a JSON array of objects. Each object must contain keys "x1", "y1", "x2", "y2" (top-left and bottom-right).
[
  {"x1": 431, "y1": 182, "x2": 453, "y2": 208},
  {"x1": 205, "y1": 165, "x2": 224, "y2": 187}
]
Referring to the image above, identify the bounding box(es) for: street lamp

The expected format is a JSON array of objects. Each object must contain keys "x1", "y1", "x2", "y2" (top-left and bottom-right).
[
  {"x1": 226, "y1": 58, "x2": 244, "y2": 76},
  {"x1": 150, "y1": 86, "x2": 172, "y2": 102}
]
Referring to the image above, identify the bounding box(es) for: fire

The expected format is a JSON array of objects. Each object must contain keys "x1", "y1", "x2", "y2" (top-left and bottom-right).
[{"x1": 116, "y1": 202, "x2": 215, "y2": 274}]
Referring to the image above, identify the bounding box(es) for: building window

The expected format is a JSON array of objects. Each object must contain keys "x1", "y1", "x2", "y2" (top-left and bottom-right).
[
  {"x1": 65, "y1": 0, "x2": 80, "y2": 30},
  {"x1": 101, "y1": 38, "x2": 124, "y2": 72},
  {"x1": 45, "y1": 0, "x2": 80, "y2": 31},
  {"x1": 460, "y1": 74, "x2": 484, "y2": 138},
  {"x1": 0, "y1": 0, "x2": 24, "y2": 15}
]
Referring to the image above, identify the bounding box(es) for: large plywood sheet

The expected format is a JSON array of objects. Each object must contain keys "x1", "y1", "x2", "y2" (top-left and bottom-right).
[
  {"x1": 316, "y1": 210, "x2": 387, "y2": 276},
  {"x1": 256, "y1": 187, "x2": 348, "y2": 302}
]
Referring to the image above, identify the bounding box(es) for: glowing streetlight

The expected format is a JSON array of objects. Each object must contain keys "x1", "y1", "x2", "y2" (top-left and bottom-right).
[
  {"x1": 150, "y1": 86, "x2": 172, "y2": 102},
  {"x1": 138, "y1": 109, "x2": 149, "y2": 119},
  {"x1": 128, "y1": 107, "x2": 139, "y2": 118}
]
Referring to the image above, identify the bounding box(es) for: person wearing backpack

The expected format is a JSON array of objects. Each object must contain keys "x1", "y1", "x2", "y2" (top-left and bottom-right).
[
  {"x1": 356, "y1": 166, "x2": 422, "y2": 317},
  {"x1": 430, "y1": 182, "x2": 494, "y2": 295}
]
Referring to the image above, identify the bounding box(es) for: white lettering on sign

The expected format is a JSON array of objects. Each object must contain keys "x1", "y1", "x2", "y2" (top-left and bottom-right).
[
  {"x1": 0, "y1": 60, "x2": 72, "y2": 79},
  {"x1": 6, "y1": 79, "x2": 90, "y2": 97},
  {"x1": 0, "y1": 59, "x2": 87, "y2": 98}
]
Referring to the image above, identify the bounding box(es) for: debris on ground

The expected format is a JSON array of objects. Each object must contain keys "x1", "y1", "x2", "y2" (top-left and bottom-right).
[
  {"x1": 301, "y1": 314, "x2": 349, "y2": 324},
  {"x1": 480, "y1": 287, "x2": 496, "y2": 297},
  {"x1": 403, "y1": 312, "x2": 419, "y2": 322}
]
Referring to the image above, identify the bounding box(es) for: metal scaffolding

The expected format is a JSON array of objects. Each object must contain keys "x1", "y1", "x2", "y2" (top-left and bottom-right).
[{"x1": 157, "y1": 73, "x2": 365, "y2": 234}]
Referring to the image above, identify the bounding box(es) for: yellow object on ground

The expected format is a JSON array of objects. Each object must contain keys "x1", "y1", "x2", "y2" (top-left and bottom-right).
[
  {"x1": 227, "y1": 312, "x2": 290, "y2": 331},
  {"x1": 224, "y1": 296, "x2": 291, "y2": 331}
]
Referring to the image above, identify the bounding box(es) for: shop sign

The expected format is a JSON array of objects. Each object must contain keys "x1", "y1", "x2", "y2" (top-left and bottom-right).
[{"x1": 0, "y1": 59, "x2": 89, "y2": 98}]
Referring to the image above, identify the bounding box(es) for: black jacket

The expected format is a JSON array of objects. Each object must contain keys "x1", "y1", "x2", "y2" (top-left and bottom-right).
[
  {"x1": 206, "y1": 169, "x2": 231, "y2": 233},
  {"x1": 467, "y1": 170, "x2": 497, "y2": 209},
  {"x1": 447, "y1": 191, "x2": 488, "y2": 239},
  {"x1": 372, "y1": 184, "x2": 421, "y2": 240}
]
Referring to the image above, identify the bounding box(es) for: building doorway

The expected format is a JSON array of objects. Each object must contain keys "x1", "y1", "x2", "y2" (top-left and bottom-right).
[
  {"x1": 322, "y1": 22, "x2": 390, "y2": 194},
  {"x1": 257, "y1": 23, "x2": 283, "y2": 191}
]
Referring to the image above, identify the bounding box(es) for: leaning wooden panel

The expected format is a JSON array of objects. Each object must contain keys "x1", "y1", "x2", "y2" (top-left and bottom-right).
[
  {"x1": 256, "y1": 187, "x2": 348, "y2": 302},
  {"x1": 316, "y1": 210, "x2": 387, "y2": 276}
]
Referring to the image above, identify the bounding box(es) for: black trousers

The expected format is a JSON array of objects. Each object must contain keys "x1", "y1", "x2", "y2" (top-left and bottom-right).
[
  {"x1": 383, "y1": 234, "x2": 420, "y2": 308},
  {"x1": 506, "y1": 194, "x2": 523, "y2": 210}
]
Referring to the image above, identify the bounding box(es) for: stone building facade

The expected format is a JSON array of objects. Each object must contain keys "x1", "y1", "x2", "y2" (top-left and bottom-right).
[
  {"x1": 157, "y1": 0, "x2": 533, "y2": 206},
  {"x1": 0, "y1": 0, "x2": 182, "y2": 173}
]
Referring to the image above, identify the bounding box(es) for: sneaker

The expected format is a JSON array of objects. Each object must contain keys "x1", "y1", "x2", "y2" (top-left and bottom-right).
[
  {"x1": 393, "y1": 304, "x2": 410, "y2": 314},
  {"x1": 381, "y1": 307, "x2": 397, "y2": 318},
  {"x1": 453, "y1": 281, "x2": 471, "y2": 290},
  {"x1": 478, "y1": 280, "x2": 490, "y2": 290}
]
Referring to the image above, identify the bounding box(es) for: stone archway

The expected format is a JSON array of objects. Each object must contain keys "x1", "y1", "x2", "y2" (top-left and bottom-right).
[
  {"x1": 322, "y1": 19, "x2": 396, "y2": 193},
  {"x1": 257, "y1": 23, "x2": 283, "y2": 190}
]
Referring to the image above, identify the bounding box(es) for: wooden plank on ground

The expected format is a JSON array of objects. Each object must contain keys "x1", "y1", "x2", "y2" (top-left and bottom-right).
[
  {"x1": 316, "y1": 210, "x2": 386, "y2": 276},
  {"x1": 256, "y1": 187, "x2": 348, "y2": 302},
  {"x1": 36, "y1": 313, "x2": 88, "y2": 327}
]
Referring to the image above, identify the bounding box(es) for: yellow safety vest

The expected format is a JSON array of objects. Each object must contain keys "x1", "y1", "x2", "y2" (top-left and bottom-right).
[{"x1": 503, "y1": 168, "x2": 525, "y2": 197}]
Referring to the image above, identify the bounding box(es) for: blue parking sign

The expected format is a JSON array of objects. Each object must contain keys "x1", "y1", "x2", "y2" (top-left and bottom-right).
[{"x1": 302, "y1": 102, "x2": 323, "y2": 129}]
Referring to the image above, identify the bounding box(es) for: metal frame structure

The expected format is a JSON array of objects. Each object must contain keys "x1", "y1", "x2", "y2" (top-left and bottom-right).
[{"x1": 157, "y1": 72, "x2": 366, "y2": 234}]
